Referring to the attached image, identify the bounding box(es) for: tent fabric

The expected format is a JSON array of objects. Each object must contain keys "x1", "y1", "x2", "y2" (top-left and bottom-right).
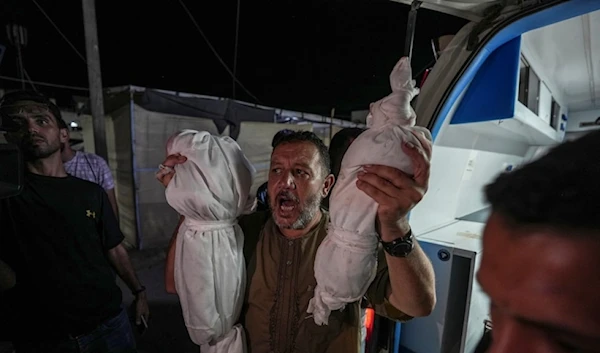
[
  {"x1": 81, "y1": 89, "x2": 276, "y2": 140},
  {"x1": 110, "y1": 106, "x2": 137, "y2": 248},
  {"x1": 138, "y1": 90, "x2": 275, "y2": 139}
]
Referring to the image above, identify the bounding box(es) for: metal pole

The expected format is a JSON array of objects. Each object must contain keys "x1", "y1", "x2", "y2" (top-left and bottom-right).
[
  {"x1": 82, "y1": 0, "x2": 108, "y2": 160},
  {"x1": 403, "y1": 1, "x2": 422, "y2": 61}
]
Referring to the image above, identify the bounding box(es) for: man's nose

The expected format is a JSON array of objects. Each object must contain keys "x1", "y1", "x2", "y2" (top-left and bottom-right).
[
  {"x1": 26, "y1": 119, "x2": 38, "y2": 133},
  {"x1": 280, "y1": 171, "x2": 296, "y2": 189}
]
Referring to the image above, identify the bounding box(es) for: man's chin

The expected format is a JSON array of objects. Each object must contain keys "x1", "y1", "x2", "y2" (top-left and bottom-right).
[
  {"x1": 272, "y1": 213, "x2": 299, "y2": 230},
  {"x1": 23, "y1": 146, "x2": 59, "y2": 161}
]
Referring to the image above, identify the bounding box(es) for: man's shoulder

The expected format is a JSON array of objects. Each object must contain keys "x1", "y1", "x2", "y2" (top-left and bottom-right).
[
  {"x1": 65, "y1": 175, "x2": 105, "y2": 194},
  {"x1": 79, "y1": 151, "x2": 109, "y2": 166}
]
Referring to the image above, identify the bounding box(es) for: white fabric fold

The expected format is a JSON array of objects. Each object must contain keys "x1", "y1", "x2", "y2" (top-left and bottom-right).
[
  {"x1": 165, "y1": 130, "x2": 255, "y2": 353},
  {"x1": 201, "y1": 324, "x2": 246, "y2": 353},
  {"x1": 308, "y1": 57, "x2": 432, "y2": 326}
]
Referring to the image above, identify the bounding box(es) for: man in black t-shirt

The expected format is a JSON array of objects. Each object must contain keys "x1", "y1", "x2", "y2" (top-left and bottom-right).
[{"x1": 0, "y1": 91, "x2": 150, "y2": 353}]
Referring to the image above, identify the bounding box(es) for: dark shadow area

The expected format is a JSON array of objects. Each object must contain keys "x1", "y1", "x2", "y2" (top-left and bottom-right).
[{"x1": 132, "y1": 303, "x2": 197, "y2": 353}]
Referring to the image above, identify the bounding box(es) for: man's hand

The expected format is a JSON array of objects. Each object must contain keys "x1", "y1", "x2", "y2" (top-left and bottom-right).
[
  {"x1": 356, "y1": 132, "x2": 432, "y2": 240},
  {"x1": 356, "y1": 132, "x2": 436, "y2": 317},
  {"x1": 162, "y1": 153, "x2": 187, "y2": 168},
  {"x1": 107, "y1": 244, "x2": 151, "y2": 325},
  {"x1": 135, "y1": 291, "x2": 150, "y2": 325},
  {"x1": 156, "y1": 154, "x2": 187, "y2": 187}
]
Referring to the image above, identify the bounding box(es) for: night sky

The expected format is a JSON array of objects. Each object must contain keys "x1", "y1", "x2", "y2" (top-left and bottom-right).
[{"x1": 0, "y1": 0, "x2": 467, "y2": 117}]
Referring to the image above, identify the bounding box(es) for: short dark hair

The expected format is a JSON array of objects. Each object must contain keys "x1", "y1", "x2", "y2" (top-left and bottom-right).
[
  {"x1": 485, "y1": 130, "x2": 600, "y2": 232},
  {"x1": 272, "y1": 129, "x2": 295, "y2": 147},
  {"x1": 329, "y1": 127, "x2": 365, "y2": 179},
  {"x1": 0, "y1": 90, "x2": 67, "y2": 129},
  {"x1": 273, "y1": 130, "x2": 331, "y2": 177}
]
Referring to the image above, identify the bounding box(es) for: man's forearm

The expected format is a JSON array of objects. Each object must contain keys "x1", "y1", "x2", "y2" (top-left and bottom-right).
[
  {"x1": 107, "y1": 244, "x2": 144, "y2": 294},
  {"x1": 380, "y1": 220, "x2": 436, "y2": 317},
  {"x1": 107, "y1": 189, "x2": 120, "y2": 223},
  {"x1": 0, "y1": 259, "x2": 16, "y2": 292}
]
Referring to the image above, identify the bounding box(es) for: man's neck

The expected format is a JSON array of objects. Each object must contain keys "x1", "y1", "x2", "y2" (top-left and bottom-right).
[
  {"x1": 27, "y1": 153, "x2": 68, "y2": 177},
  {"x1": 62, "y1": 147, "x2": 76, "y2": 163},
  {"x1": 280, "y1": 210, "x2": 323, "y2": 239}
]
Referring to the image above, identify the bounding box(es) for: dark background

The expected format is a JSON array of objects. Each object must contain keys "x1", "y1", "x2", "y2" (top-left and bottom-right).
[{"x1": 0, "y1": 0, "x2": 467, "y2": 117}]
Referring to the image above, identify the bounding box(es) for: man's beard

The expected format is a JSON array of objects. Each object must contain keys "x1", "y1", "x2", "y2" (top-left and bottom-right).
[
  {"x1": 273, "y1": 191, "x2": 323, "y2": 230},
  {"x1": 21, "y1": 135, "x2": 60, "y2": 161}
]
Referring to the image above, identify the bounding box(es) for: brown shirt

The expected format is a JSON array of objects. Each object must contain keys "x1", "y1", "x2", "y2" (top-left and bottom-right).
[{"x1": 239, "y1": 210, "x2": 411, "y2": 353}]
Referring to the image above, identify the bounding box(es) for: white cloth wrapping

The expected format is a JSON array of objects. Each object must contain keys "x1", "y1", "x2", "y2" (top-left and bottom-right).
[
  {"x1": 308, "y1": 57, "x2": 432, "y2": 325},
  {"x1": 165, "y1": 130, "x2": 256, "y2": 353}
]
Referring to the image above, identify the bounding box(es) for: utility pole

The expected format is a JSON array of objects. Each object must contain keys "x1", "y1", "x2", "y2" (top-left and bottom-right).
[{"x1": 81, "y1": 0, "x2": 108, "y2": 160}]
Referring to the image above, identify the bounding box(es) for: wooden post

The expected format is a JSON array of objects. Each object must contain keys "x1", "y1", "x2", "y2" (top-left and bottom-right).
[{"x1": 82, "y1": 0, "x2": 108, "y2": 160}]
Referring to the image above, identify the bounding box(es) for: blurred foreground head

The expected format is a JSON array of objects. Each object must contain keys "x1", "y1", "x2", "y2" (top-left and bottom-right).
[{"x1": 478, "y1": 130, "x2": 600, "y2": 353}]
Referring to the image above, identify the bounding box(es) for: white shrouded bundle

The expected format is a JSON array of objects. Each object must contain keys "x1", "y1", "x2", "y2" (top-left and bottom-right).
[
  {"x1": 165, "y1": 130, "x2": 256, "y2": 353},
  {"x1": 308, "y1": 57, "x2": 432, "y2": 325}
]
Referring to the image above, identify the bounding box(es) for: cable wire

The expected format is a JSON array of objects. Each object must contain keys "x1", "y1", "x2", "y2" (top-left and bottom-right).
[
  {"x1": 177, "y1": 0, "x2": 260, "y2": 103},
  {"x1": 22, "y1": 68, "x2": 38, "y2": 92},
  {"x1": 31, "y1": 0, "x2": 87, "y2": 63},
  {"x1": 0, "y1": 75, "x2": 89, "y2": 91}
]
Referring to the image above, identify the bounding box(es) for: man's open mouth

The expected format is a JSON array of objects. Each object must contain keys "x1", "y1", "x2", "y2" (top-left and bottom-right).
[{"x1": 277, "y1": 192, "x2": 299, "y2": 212}]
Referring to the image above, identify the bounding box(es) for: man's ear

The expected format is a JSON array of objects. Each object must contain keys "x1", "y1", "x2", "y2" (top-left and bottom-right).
[
  {"x1": 321, "y1": 173, "x2": 335, "y2": 198},
  {"x1": 59, "y1": 128, "x2": 69, "y2": 144}
]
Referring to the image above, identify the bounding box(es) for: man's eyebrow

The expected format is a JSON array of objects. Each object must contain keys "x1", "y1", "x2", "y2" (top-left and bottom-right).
[{"x1": 293, "y1": 163, "x2": 313, "y2": 170}]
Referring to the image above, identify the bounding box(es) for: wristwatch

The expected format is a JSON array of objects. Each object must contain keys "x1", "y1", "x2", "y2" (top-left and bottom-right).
[
  {"x1": 378, "y1": 229, "x2": 414, "y2": 257},
  {"x1": 132, "y1": 286, "x2": 146, "y2": 296}
]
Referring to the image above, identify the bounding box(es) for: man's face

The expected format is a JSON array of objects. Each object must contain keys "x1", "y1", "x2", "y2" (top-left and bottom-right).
[
  {"x1": 478, "y1": 213, "x2": 600, "y2": 352},
  {"x1": 268, "y1": 141, "x2": 332, "y2": 230},
  {"x1": 3, "y1": 101, "x2": 67, "y2": 160}
]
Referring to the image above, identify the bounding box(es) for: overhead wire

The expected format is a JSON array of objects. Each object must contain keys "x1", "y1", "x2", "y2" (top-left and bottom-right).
[
  {"x1": 31, "y1": 0, "x2": 87, "y2": 64},
  {"x1": 177, "y1": 0, "x2": 261, "y2": 104},
  {"x1": 22, "y1": 68, "x2": 38, "y2": 92},
  {"x1": 232, "y1": 0, "x2": 241, "y2": 99},
  {"x1": 0, "y1": 75, "x2": 89, "y2": 91}
]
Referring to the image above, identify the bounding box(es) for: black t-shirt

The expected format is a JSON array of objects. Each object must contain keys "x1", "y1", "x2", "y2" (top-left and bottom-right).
[{"x1": 0, "y1": 172, "x2": 124, "y2": 339}]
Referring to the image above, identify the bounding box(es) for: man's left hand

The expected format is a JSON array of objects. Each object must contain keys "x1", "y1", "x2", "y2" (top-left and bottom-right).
[
  {"x1": 356, "y1": 132, "x2": 432, "y2": 240},
  {"x1": 135, "y1": 292, "x2": 150, "y2": 326}
]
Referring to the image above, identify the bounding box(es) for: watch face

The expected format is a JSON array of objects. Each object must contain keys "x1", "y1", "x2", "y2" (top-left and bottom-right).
[
  {"x1": 381, "y1": 230, "x2": 414, "y2": 257},
  {"x1": 389, "y1": 241, "x2": 413, "y2": 257}
]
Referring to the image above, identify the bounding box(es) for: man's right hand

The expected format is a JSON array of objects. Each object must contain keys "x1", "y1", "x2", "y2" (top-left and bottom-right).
[{"x1": 156, "y1": 154, "x2": 187, "y2": 187}]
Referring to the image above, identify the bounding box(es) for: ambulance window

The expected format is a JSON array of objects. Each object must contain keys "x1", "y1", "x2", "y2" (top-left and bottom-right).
[
  {"x1": 518, "y1": 56, "x2": 541, "y2": 115},
  {"x1": 528, "y1": 69, "x2": 541, "y2": 115},
  {"x1": 518, "y1": 57, "x2": 529, "y2": 106},
  {"x1": 551, "y1": 99, "x2": 561, "y2": 129}
]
